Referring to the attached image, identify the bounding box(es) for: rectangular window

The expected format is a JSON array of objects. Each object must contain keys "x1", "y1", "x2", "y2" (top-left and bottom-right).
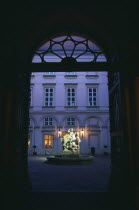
[
  {"x1": 44, "y1": 117, "x2": 53, "y2": 126},
  {"x1": 29, "y1": 88, "x2": 32, "y2": 106},
  {"x1": 66, "y1": 72, "x2": 76, "y2": 75},
  {"x1": 45, "y1": 88, "x2": 54, "y2": 106},
  {"x1": 45, "y1": 72, "x2": 55, "y2": 75},
  {"x1": 67, "y1": 117, "x2": 75, "y2": 126},
  {"x1": 44, "y1": 135, "x2": 53, "y2": 148},
  {"x1": 67, "y1": 88, "x2": 76, "y2": 106},
  {"x1": 88, "y1": 88, "x2": 97, "y2": 106}
]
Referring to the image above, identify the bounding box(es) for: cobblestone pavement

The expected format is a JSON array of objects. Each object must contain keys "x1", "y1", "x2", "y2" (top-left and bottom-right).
[{"x1": 28, "y1": 154, "x2": 111, "y2": 192}]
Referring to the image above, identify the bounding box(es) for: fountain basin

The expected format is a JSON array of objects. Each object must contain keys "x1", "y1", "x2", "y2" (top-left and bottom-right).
[{"x1": 46, "y1": 155, "x2": 94, "y2": 164}]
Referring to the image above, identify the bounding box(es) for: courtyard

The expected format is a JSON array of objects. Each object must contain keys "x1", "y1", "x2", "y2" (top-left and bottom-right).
[{"x1": 28, "y1": 154, "x2": 111, "y2": 192}]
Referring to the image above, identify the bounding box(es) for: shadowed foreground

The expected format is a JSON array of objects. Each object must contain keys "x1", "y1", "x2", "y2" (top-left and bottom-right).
[{"x1": 28, "y1": 154, "x2": 111, "y2": 192}]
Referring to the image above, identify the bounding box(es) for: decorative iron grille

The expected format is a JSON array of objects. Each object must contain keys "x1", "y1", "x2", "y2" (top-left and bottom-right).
[{"x1": 32, "y1": 34, "x2": 107, "y2": 63}]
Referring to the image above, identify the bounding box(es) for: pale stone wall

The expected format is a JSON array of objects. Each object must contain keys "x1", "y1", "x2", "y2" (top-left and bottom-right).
[{"x1": 28, "y1": 72, "x2": 110, "y2": 155}]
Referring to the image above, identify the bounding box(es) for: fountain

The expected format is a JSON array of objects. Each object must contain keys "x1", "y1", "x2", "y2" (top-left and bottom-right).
[{"x1": 47, "y1": 128, "x2": 94, "y2": 164}]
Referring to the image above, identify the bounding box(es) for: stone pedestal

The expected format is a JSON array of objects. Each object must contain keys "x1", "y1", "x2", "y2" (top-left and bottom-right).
[{"x1": 62, "y1": 150, "x2": 80, "y2": 157}]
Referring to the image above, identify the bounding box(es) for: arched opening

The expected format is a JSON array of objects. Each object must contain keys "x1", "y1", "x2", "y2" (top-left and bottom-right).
[
  {"x1": 32, "y1": 34, "x2": 107, "y2": 63},
  {"x1": 1, "y1": 1, "x2": 138, "y2": 207},
  {"x1": 28, "y1": 33, "x2": 112, "y2": 192}
]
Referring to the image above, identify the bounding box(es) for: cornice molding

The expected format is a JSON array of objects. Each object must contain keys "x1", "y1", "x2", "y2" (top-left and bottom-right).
[
  {"x1": 85, "y1": 83, "x2": 99, "y2": 85},
  {"x1": 43, "y1": 75, "x2": 56, "y2": 78},
  {"x1": 64, "y1": 83, "x2": 78, "y2": 85},
  {"x1": 64, "y1": 75, "x2": 77, "y2": 78},
  {"x1": 86, "y1": 75, "x2": 98, "y2": 79},
  {"x1": 42, "y1": 83, "x2": 56, "y2": 85}
]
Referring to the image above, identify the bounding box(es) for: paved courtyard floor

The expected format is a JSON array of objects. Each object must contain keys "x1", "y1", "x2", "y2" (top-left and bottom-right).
[{"x1": 28, "y1": 154, "x2": 111, "y2": 192}]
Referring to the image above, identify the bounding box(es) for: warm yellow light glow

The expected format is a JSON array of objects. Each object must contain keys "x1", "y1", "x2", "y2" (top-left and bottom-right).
[
  {"x1": 44, "y1": 135, "x2": 53, "y2": 148},
  {"x1": 58, "y1": 128, "x2": 61, "y2": 138},
  {"x1": 81, "y1": 129, "x2": 84, "y2": 138},
  {"x1": 44, "y1": 135, "x2": 48, "y2": 139},
  {"x1": 28, "y1": 139, "x2": 30, "y2": 148}
]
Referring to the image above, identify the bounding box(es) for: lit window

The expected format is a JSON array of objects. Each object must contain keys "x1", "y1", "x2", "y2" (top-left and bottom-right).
[
  {"x1": 67, "y1": 117, "x2": 75, "y2": 126},
  {"x1": 67, "y1": 88, "x2": 76, "y2": 106},
  {"x1": 44, "y1": 135, "x2": 53, "y2": 148},
  {"x1": 88, "y1": 88, "x2": 97, "y2": 106},
  {"x1": 45, "y1": 72, "x2": 55, "y2": 75},
  {"x1": 44, "y1": 117, "x2": 53, "y2": 126},
  {"x1": 45, "y1": 88, "x2": 54, "y2": 106}
]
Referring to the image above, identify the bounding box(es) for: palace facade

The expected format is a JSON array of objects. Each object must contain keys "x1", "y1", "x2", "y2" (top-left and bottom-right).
[{"x1": 28, "y1": 71, "x2": 110, "y2": 155}]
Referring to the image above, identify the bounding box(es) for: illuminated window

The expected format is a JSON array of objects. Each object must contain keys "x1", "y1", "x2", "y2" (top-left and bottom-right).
[
  {"x1": 67, "y1": 88, "x2": 76, "y2": 106},
  {"x1": 44, "y1": 117, "x2": 53, "y2": 126},
  {"x1": 88, "y1": 88, "x2": 97, "y2": 106},
  {"x1": 44, "y1": 88, "x2": 54, "y2": 106},
  {"x1": 44, "y1": 135, "x2": 53, "y2": 148},
  {"x1": 67, "y1": 117, "x2": 75, "y2": 126}
]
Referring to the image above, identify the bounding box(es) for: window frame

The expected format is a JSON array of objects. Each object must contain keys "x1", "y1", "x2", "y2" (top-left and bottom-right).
[
  {"x1": 88, "y1": 87, "x2": 98, "y2": 106},
  {"x1": 45, "y1": 72, "x2": 55, "y2": 75},
  {"x1": 66, "y1": 87, "x2": 76, "y2": 106},
  {"x1": 66, "y1": 117, "x2": 76, "y2": 126},
  {"x1": 66, "y1": 72, "x2": 76, "y2": 75},
  {"x1": 44, "y1": 117, "x2": 53, "y2": 126},
  {"x1": 44, "y1": 87, "x2": 54, "y2": 107},
  {"x1": 43, "y1": 134, "x2": 54, "y2": 148}
]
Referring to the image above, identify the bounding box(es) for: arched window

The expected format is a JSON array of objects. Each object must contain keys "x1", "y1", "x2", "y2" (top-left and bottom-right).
[{"x1": 32, "y1": 34, "x2": 107, "y2": 63}]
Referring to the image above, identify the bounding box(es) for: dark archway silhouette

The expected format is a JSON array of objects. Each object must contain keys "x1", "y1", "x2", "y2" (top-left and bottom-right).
[{"x1": 0, "y1": 2, "x2": 137, "y2": 209}]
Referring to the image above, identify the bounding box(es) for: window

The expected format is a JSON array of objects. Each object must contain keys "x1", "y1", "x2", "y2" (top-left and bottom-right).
[
  {"x1": 67, "y1": 117, "x2": 75, "y2": 126},
  {"x1": 66, "y1": 72, "x2": 76, "y2": 75},
  {"x1": 88, "y1": 88, "x2": 97, "y2": 106},
  {"x1": 45, "y1": 72, "x2": 55, "y2": 75},
  {"x1": 44, "y1": 135, "x2": 53, "y2": 148},
  {"x1": 44, "y1": 88, "x2": 54, "y2": 106},
  {"x1": 29, "y1": 88, "x2": 32, "y2": 106},
  {"x1": 67, "y1": 88, "x2": 76, "y2": 106},
  {"x1": 44, "y1": 117, "x2": 53, "y2": 126},
  {"x1": 32, "y1": 34, "x2": 107, "y2": 63}
]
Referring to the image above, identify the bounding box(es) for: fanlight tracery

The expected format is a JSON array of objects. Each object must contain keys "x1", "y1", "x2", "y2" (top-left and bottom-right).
[{"x1": 32, "y1": 34, "x2": 107, "y2": 63}]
